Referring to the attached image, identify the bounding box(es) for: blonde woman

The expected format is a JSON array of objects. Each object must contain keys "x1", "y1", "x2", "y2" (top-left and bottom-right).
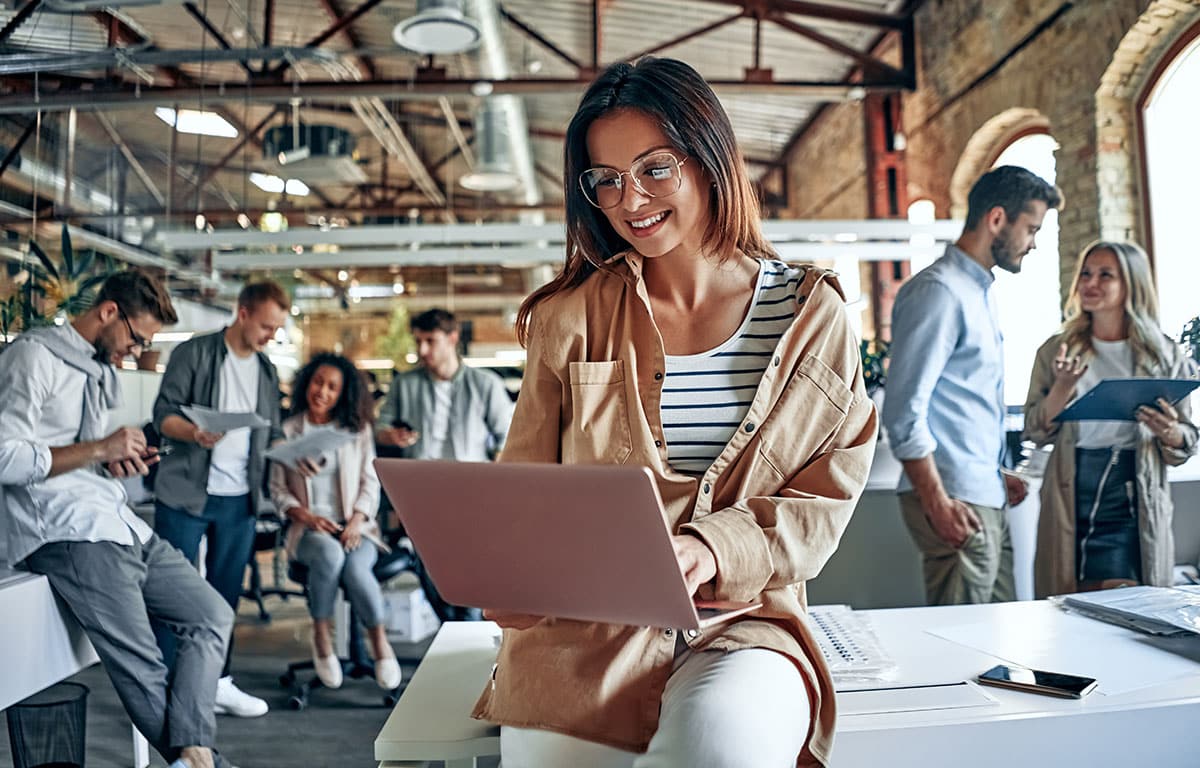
[{"x1": 1024, "y1": 241, "x2": 1198, "y2": 597}]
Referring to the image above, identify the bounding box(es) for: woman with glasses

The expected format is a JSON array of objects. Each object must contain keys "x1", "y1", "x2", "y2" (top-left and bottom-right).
[
  {"x1": 475, "y1": 57, "x2": 876, "y2": 768},
  {"x1": 269, "y1": 353, "x2": 401, "y2": 691},
  {"x1": 1023, "y1": 241, "x2": 1197, "y2": 597}
]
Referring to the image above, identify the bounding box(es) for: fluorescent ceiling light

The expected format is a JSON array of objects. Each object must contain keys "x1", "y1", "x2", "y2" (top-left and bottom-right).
[
  {"x1": 155, "y1": 108, "x2": 238, "y2": 138},
  {"x1": 248, "y1": 173, "x2": 309, "y2": 197}
]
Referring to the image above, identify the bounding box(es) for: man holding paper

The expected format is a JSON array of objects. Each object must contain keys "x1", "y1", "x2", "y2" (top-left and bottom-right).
[{"x1": 152, "y1": 281, "x2": 289, "y2": 718}]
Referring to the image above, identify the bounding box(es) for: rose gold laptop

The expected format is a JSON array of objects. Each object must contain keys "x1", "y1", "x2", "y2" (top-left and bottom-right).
[{"x1": 374, "y1": 459, "x2": 761, "y2": 630}]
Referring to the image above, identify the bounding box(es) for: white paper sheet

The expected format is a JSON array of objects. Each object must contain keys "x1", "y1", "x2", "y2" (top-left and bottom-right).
[
  {"x1": 263, "y1": 426, "x2": 356, "y2": 469},
  {"x1": 926, "y1": 608, "x2": 1200, "y2": 695},
  {"x1": 181, "y1": 405, "x2": 270, "y2": 433}
]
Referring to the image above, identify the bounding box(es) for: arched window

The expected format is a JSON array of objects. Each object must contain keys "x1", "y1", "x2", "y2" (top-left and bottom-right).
[
  {"x1": 1141, "y1": 25, "x2": 1200, "y2": 342},
  {"x1": 989, "y1": 133, "x2": 1063, "y2": 406}
]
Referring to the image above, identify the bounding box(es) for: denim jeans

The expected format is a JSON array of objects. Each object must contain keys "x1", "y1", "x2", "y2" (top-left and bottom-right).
[{"x1": 153, "y1": 494, "x2": 256, "y2": 676}]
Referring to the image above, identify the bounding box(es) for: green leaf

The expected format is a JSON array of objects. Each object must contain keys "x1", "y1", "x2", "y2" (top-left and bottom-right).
[
  {"x1": 74, "y1": 248, "x2": 95, "y2": 278},
  {"x1": 28, "y1": 240, "x2": 58, "y2": 280},
  {"x1": 60, "y1": 223, "x2": 74, "y2": 278},
  {"x1": 78, "y1": 273, "x2": 108, "y2": 294}
]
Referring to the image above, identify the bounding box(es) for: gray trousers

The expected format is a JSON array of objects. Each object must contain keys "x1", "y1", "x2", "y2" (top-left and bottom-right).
[
  {"x1": 294, "y1": 529, "x2": 385, "y2": 627},
  {"x1": 899, "y1": 492, "x2": 1015, "y2": 606},
  {"x1": 25, "y1": 535, "x2": 233, "y2": 762}
]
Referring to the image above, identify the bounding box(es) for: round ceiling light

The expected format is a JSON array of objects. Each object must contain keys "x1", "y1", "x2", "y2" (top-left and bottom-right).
[{"x1": 393, "y1": 0, "x2": 481, "y2": 55}]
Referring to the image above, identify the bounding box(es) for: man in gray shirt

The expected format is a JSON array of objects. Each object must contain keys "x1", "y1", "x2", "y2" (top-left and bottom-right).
[
  {"x1": 377, "y1": 308, "x2": 513, "y2": 619},
  {"x1": 0, "y1": 271, "x2": 236, "y2": 768}
]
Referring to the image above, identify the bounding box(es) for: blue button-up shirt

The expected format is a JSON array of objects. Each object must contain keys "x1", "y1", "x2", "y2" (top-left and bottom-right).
[{"x1": 882, "y1": 245, "x2": 1007, "y2": 508}]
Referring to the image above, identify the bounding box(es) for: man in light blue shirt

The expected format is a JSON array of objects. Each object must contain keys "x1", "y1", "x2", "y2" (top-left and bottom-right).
[{"x1": 883, "y1": 166, "x2": 1062, "y2": 605}]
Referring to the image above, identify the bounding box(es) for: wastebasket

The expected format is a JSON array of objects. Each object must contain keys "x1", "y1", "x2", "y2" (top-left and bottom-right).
[{"x1": 5, "y1": 682, "x2": 89, "y2": 768}]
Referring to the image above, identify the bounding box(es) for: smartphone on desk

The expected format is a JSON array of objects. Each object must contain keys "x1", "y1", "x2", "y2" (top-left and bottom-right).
[{"x1": 977, "y1": 664, "x2": 1097, "y2": 699}]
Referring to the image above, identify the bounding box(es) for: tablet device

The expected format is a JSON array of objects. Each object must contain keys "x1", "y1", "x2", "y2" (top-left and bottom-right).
[
  {"x1": 373, "y1": 459, "x2": 761, "y2": 630},
  {"x1": 1054, "y1": 378, "x2": 1199, "y2": 422}
]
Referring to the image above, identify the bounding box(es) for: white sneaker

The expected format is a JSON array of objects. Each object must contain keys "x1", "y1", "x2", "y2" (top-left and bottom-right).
[
  {"x1": 375, "y1": 656, "x2": 402, "y2": 690},
  {"x1": 214, "y1": 676, "x2": 268, "y2": 717},
  {"x1": 313, "y1": 650, "x2": 343, "y2": 689}
]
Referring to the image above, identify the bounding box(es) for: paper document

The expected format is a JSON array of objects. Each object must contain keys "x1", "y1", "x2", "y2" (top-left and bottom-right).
[
  {"x1": 1054, "y1": 378, "x2": 1200, "y2": 422},
  {"x1": 182, "y1": 405, "x2": 269, "y2": 433},
  {"x1": 264, "y1": 426, "x2": 356, "y2": 470}
]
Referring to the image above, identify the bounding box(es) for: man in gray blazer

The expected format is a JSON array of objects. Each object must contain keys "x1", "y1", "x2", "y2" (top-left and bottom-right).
[{"x1": 152, "y1": 281, "x2": 287, "y2": 717}]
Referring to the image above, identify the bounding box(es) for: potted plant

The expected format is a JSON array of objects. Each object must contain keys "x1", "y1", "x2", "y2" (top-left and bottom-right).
[{"x1": 1181, "y1": 316, "x2": 1200, "y2": 365}]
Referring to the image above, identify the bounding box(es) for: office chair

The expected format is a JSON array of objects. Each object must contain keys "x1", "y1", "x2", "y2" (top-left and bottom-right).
[
  {"x1": 278, "y1": 546, "x2": 421, "y2": 709},
  {"x1": 243, "y1": 506, "x2": 304, "y2": 622}
]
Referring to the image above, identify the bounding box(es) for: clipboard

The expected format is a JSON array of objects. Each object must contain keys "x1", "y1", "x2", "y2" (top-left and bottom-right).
[{"x1": 1054, "y1": 378, "x2": 1200, "y2": 422}]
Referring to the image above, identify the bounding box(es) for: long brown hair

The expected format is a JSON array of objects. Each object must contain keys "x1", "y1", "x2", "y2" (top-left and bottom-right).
[
  {"x1": 515, "y1": 57, "x2": 771, "y2": 344},
  {"x1": 1060, "y1": 240, "x2": 1169, "y2": 371}
]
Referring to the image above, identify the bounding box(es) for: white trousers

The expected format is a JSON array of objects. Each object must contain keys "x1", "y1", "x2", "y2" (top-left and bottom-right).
[{"x1": 500, "y1": 647, "x2": 811, "y2": 768}]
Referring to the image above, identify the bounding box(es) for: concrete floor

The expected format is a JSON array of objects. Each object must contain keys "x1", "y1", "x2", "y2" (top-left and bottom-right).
[{"x1": 2, "y1": 596, "x2": 437, "y2": 768}]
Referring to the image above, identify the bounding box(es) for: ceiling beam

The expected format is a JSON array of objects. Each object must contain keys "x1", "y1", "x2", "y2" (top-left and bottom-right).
[
  {"x1": 182, "y1": 2, "x2": 257, "y2": 78},
  {"x1": 0, "y1": 0, "x2": 42, "y2": 47},
  {"x1": 0, "y1": 73, "x2": 913, "y2": 114},
  {"x1": 623, "y1": 10, "x2": 747, "y2": 62},
  {"x1": 696, "y1": 0, "x2": 908, "y2": 30},
  {"x1": 316, "y1": 0, "x2": 377, "y2": 81},
  {"x1": 92, "y1": 112, "x2": 166, "y2": 207},
  {"x1": 268, "y1": 0, "x2": 386, "y2": 79},
  {"x1": 499, "y1": 5, "x2": 585, "y2": 73}
]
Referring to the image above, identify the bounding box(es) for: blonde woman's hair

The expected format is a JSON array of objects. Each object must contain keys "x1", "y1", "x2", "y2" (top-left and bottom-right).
[{"x1": 1060, "y1": 240, "x2": 1169, "y2": 370}]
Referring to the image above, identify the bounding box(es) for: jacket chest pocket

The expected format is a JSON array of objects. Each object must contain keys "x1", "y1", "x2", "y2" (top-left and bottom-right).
[
  {"x1": 565, "y1": 360, "x2": 633, "y2": 465},
  {"x1": 759, "y1": 355, "x2": 852, "y2": 477}
]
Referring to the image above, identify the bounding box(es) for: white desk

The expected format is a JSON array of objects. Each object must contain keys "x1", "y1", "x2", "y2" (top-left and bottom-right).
[
  {"x1": 0, "y1": 570, "x2": 99, "y2": 712},
  {"x1": 1, "y1": 569, "x2": 150, "y2": 768},
  {"x1": 376, "y1": 601, "x2": 1200, "y2": 767}
]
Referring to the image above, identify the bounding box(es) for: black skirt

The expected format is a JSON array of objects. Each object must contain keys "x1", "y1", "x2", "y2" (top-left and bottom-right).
[{"x1": 1075, "y1": 447, "x2": 1140, "y2": 583}]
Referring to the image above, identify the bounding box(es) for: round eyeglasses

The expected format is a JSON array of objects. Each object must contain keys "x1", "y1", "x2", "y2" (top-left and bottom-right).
[{"x1": 579, "y1": 152, "x2": 688, "y2": 210}]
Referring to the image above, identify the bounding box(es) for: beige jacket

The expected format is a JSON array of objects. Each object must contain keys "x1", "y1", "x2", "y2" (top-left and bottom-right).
[
  {"x1": 470, "y1": 253, "x2": 877, "y2": 767},
  {"x1": 1023, "y1": 334, "x2": 1198, "y2": 597},
  {"x1": 268, "y1": 414, "x2": 381, "y2": 556}
]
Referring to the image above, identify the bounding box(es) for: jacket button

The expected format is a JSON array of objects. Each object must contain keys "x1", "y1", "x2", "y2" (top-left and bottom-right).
[
  {"x1": 665, "y1": 628, "x2": 674, "y2": 637},
  {"x1": 655, "y1": 440, "x2": 662, "y2": 448},
  {"x1": 744, "y1": 422, "x2": 756, "y2": 433},
  {"x1": 773, "y1": 356, "x2": 781, "y2": 367},
  {"x1": 702, "y1": 482, "x2": 710, "y2": 494},
  {"x1": 654, "y1": 371, "x2": 663, "y2": 380},
  {"x1": 686, "y1": 629, "x2": 699, "y2": 639}
]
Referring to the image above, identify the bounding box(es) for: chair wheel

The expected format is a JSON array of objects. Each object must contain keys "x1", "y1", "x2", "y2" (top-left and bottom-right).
[
  {"x1": 382, "y1": 692, "x2": 398, "y2": 707},
  {"x1": 288, "y1": 695, "x2": 307, "y2": 710}
]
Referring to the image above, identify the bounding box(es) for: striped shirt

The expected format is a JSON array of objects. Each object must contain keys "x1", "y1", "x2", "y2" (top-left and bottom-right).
[{"x1": 661, "y1": 259, "x2": 803, "y2": 475}]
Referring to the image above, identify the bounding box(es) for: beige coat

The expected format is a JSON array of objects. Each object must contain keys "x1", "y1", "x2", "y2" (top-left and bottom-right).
[
  {"x1": 1023, "y1": 334, "x2": 1198, "y2": 597},
  {"x1": 268, "y1": 414, "x2": 381, "y2": 556},
  {"x1": 470, "y1": 252, "x2": 877, "y2": 767}
]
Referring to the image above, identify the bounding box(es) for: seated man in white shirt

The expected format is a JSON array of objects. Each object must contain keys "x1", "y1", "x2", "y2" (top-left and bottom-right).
[{"x1": 0, "y1": 271, "x2": 237, "y2": 768}]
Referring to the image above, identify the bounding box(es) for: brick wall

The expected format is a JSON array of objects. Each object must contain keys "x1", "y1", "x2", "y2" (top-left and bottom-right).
[{"x1": 784, "y1": 0, "x2": 1200, "y2": 304}]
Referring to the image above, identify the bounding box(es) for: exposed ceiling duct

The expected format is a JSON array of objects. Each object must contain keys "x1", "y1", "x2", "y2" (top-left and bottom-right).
[{"x1": 467, "y1": 0, "x2": 542, "y2": 207}]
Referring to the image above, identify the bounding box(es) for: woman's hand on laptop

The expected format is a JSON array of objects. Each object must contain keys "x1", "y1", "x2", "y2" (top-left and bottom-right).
[
  {"x1": 482, "y1": 609, "x2": 544, "y2": 630},
  {"x1": 673, "y1": 534, "x2": 717, "y2": 596}
]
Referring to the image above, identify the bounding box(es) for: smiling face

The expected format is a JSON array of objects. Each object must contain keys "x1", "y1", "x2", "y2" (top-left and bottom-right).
[
  {"x1": 584, "y1": 109, "x2": 712, "y2": 261},
  {"x1": 94, "y1": 302, "x2": 161, "y2": 366},
  {"x1": 234, "y1": 299, "x2": 288, "y2": 352},
  {"x1": 1076, "y1": 247, "x2": 1127, "y2": 316},
  {"x1": 305, "y1": 363, "x2": 344, "y2": 423}
]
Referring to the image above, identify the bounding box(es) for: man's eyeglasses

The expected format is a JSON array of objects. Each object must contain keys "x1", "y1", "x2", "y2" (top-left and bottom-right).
[
  {"x1": 118, "y1": 308, "x2": 152, "y2": 351},
  {"x1": 579, "y1": 152, "x2": 688, "y2": 210}
]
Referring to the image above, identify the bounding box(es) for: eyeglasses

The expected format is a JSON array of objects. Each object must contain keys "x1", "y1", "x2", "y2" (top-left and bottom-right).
[
  {"x1": 118, "y1": 308, "x2": 152, "y2": 351},
  {"x1": 579, "y1": 152, "x2": 688, "y2": 210}
]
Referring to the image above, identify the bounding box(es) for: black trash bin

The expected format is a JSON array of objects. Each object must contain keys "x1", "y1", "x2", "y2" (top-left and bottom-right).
[{"x1": 5, "y1": 681, "x2": 89, "y2": 768}]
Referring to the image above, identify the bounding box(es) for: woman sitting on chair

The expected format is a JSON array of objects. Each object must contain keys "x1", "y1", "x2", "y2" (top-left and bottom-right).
[{"x1": 270, "y1": 352, "x2": 401, "y2": 690}]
